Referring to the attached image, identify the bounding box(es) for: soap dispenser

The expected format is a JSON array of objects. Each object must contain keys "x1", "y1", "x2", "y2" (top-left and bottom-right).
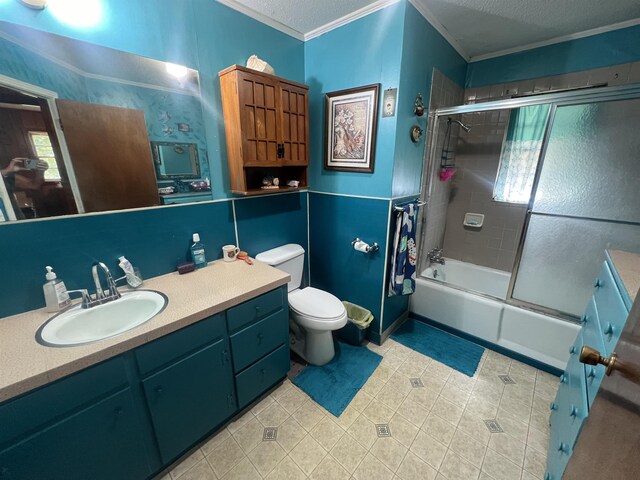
[{"x1": 43, "y1": 266, "x2": 71, "y2": 313}]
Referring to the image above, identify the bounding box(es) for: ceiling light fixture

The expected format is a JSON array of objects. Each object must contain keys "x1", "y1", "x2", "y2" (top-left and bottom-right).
[
  {"x1": 165, "y1": 62, "x2": 188, "y2": 79},
  {"x1": 18, "y1": 0, "x2": 48, "y2": 10}
]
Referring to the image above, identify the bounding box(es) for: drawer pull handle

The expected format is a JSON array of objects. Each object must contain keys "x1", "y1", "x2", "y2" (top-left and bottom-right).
[
  {"x1": 558, "y1": 442, "x2": 569, "y2": 454},
  {"x1": 603, "y1": 323, "x2": 614, "y2": 337},
  {"x1": 588, "y1": 367, "x2": 596, "y2": 379},
  {"x1": 560, "y1": 374, "x2": 568, "y2": 384},
  {"x1": 255, "y1": 306, "x2": 262, "y2": 316},
  {"x1": 260, "y1": 368, "x2": 266, "y2": 376},
  {"x1": 581, "y1": 314, "x2": 588, "y2": 324},
  {"x1": 155, "y1": 386, "x2": 164, "y2": 395},
  {"x1": 569, "y1": 346, "x2": 577, "y2": 354},
  {"x1": 570, "y1": 405, "x2": 578, "y2": 417},
  {"x1": 549, "y1": 402, "x2": 558, "y2": 411},
  {"x1": 257, "y1": 333, "x2": 265, "y2": 344},
  {"x1": 594, "y1": 279, "x2": 602, "y2": 288}
]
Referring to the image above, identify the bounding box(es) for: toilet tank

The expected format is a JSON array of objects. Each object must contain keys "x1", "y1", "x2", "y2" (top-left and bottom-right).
[{"x1": 255, "y1": 244, "x2": 305, "y2": 292}]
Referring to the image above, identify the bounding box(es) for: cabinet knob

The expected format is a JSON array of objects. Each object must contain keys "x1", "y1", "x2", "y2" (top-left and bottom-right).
[
  {"x1": 549, "y1": 402, "x2": 558, "y2": 411},
  {"x1": 560, "y1": 374, "x2": 568, "y2": 384},
  {"x1": 587, "y1": 367, "x2": 597, "y2": 379},
  {"x1": 260, "y1": 368, "x2": 266, "y2": 376},
  {"x1": 257, "y1": 333, "x2": 264, "y2": 344},
  {"x1": 255, "y1": 306, "x2": 262, "y2": 315},
  {"x1": 558, "y1": 442, "x2": 569, "y2": 454},
  {"x1": 569, "y1": 405, "x2": 578, "y2": 417},
  {"x1": 603, "y1": 323, "x2": 614, "y2": 337},
  {"x1": 594, "y1": 279, "x2": 602, "y2": 288},
  {"x1": 569, "y1": 346, "x2": 577, "y2": 354},
  {"x1": 544, "y1": 473, "x2": 551, "y2": 480}
]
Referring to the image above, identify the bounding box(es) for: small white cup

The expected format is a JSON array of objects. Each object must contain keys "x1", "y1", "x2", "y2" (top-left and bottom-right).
[{"x1": 222, "y1": 245, "x2": 240, "y2": 262}]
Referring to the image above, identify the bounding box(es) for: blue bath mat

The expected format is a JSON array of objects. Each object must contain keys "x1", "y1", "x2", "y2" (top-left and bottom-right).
[
  {"x1": 391, "y1": 320, "x2": 484, "y2": 376},
  {"x1": 292, "y1": 342, "x2": 382, "y2": 417}
]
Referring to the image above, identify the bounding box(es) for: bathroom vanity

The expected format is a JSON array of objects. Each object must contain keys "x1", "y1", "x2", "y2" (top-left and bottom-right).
[
  {"x1": 0, "y1": 261, "x2": 290, "y2": 480},
  {"x1": 545, "y1": 250, "x2": 640, "y2": 480}
]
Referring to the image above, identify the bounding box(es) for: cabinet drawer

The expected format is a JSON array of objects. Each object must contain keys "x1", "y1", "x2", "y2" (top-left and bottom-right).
[
  {"x1": 142, "y1": 337, "x2": 236, "y2": 463},
  {"x1": 593, "y1": 262, "x2": 628, "y2": 356},
  {"x1": 0, "y1": 388, "x2": 152, "y2": 480},
  {"x1": 235, "y1": 344, "x2": 289, "y2": 409},
  {"x1": 136, "y1": 313, "x2": 226, "y2": 376},
  {"x1": 227, "y1": 287, "x2": 284, "y2": 333},
  {"x1": 231, "y1": 308, "x2": 288, "y2": 372},
  {"x1": 0, "y1": 356, "x2": 128, "y2": 446}
]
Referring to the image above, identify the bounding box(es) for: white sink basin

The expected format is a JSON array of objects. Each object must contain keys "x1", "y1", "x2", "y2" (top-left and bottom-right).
[{"x1": 37, "y1": 290, "x2": 168, "y2": 347}]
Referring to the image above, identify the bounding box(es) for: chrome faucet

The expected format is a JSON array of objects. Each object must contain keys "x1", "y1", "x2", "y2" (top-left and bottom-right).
[
  {"x1": 427, "y1": 248, "x2": 446, "y2": 265},
  {"x1": 64, "y1": 262, "x2": 122, "y2": 309}
]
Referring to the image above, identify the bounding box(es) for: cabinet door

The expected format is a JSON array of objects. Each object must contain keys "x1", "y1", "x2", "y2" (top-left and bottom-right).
[
  {"x1": 238, "y1": 71, "x2": 280, "y2": 166},
  {"x1": 0, "y1": 388, "x2": 152, "y2": 480},
  {"x1": 278, "y1": 83, "x2": 309, "y2": 166},
  {"x1": 141, "y1": 337, "x2": 236, "y2": 463}
]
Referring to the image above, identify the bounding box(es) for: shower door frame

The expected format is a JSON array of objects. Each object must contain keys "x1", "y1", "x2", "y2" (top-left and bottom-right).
[{"x1": 421, "y1": 83, "x2": 640, "y2": 322}]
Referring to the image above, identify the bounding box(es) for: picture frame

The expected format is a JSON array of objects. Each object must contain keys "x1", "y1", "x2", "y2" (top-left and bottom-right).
[{"x1": 324, "y1": 84, "x2": 379, "y2": 173}]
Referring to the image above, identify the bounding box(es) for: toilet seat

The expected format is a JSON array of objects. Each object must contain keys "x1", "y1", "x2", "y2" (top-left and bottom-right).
[{"x1": 289, "y1": 287, "x2": 346, "y2": 322}]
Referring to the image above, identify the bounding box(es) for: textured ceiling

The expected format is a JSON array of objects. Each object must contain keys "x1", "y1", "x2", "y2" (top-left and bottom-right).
[{"x1": 223, "y1": 0, "x2": 640, "y2": 59}]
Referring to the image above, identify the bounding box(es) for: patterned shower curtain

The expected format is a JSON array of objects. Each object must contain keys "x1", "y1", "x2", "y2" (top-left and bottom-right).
[{"x1": 388, "y1": 203, "x2": 418, "y2": 296}]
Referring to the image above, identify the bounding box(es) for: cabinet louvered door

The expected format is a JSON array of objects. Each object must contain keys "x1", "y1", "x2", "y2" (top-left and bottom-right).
[
  {"x1": 278, "y1": 83, "x2": 309, "y2": 166},
  {"x1": 238, "y1": 71, "x2": 280, "y2": 166}
]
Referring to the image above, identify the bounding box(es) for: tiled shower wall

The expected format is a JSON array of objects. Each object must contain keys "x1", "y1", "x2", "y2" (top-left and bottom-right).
[{"x1": 419, "y1": 69, "x2": 463, "y2": 272}]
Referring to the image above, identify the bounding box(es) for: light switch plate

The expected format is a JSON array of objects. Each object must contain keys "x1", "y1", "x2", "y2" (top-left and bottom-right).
[{"x1": 382, "y1": 88, "x2": 397, "y2": 117}]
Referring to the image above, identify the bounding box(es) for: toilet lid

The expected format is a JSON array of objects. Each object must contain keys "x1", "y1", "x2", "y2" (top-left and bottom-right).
[{"x1": 289, "y1": 287, "x2": 345, "y2": 320}]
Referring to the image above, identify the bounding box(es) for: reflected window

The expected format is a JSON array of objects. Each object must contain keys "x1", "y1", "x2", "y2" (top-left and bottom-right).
[
  {"x1": 29, "y1": 131, "x2": 60, "y2": 181},
  {"x1": 493, "y1": 104, "x2": 549, "y2": 204}
]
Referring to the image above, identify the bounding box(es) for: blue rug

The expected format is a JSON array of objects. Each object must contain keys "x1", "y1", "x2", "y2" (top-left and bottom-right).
[
  {"x1": 292, "y1": 342, "x2": 382, "y2": 417},
  {"x1": 391, "y1": 320, "x2": 484, "y2": 376}
]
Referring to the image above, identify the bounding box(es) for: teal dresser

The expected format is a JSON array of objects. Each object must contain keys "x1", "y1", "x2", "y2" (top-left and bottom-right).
[
  {"x1": 545, "y1": 253, "x2": 633, "y2": 479},
  {"x1": 0, "y1": 286, "x2": 289, "y2": 480}
]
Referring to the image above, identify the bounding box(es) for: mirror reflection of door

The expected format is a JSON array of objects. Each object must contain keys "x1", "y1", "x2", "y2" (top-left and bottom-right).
[{"x1": 0, "y1": 86, "x2": 77, "y2": 220}]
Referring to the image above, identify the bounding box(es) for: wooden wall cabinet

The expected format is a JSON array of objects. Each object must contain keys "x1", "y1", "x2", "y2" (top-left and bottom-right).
[{"x1": 219, "y1": 65, "x2": 309, "y2": 195}]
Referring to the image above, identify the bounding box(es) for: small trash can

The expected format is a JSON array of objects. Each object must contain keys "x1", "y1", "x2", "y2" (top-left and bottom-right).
[{"x1": 337, "y1": 301, "x2": 374, "y2": 346}]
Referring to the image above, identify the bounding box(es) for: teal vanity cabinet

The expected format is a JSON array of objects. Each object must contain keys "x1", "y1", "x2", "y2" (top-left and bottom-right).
[
  {"x1": 0, "y1": 286, "x2": 289, "y2": 480},
  {"x1": 545, "y1": 256, "x2": 631, "y2": 480},
  {"x1": 0, "y1": 357, "x2": 153, "y2": 480}
]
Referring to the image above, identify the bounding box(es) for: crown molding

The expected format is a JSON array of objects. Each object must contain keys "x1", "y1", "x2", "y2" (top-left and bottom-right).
[
  {"x1": 216, "y1": 0, "x2": 305, "y2": 41},
  {"x1": 469, "y1": 16, "x2": 640, "y2": 63},
  {"x1": 304, "y1": 0, "x2": 401, "y2": 41},
  {"x1": 407, "y1": 0, "x2": 469, "y2": 61}
]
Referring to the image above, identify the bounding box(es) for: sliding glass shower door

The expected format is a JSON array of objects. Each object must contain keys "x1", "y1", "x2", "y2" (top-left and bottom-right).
[{"x1": 511, "y1": 97, "x2": 640, "y2": 317}]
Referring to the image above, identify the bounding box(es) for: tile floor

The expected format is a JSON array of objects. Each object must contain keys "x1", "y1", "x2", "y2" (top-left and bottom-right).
[{"x1": 159, "y1": 338, "x2": 558, "y2": 480}]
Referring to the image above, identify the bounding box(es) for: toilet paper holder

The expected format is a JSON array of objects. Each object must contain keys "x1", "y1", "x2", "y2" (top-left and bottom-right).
[{"x1": 352, "y1": 237, "x2": 379, "y2": 253}]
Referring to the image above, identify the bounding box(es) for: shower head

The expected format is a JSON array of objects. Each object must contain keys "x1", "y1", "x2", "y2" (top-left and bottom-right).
[{"x1": 448, "y1": 117, "x2": 471, "y2": 133}]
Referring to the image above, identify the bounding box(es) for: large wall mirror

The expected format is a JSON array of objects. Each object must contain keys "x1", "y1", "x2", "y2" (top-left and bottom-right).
[{"x1": 0, "y1": 21, "x2": 211, "y2": 223}]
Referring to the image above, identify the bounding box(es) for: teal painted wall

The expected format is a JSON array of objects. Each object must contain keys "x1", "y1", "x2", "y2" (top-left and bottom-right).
[
  {"x1": 304, "y1": 2, "x2": 406, "y2": 198},
  {"x1": 391, "y1": 2, "x2": 466, "y2": 198},
  {"x1": 466, "y1": 24, "x2": 640, "y2": 88}
]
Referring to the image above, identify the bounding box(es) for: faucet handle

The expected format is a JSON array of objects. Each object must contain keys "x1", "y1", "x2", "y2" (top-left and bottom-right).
[{"x1": 65, "y1": 289, "x2": 91, "y2": 309}]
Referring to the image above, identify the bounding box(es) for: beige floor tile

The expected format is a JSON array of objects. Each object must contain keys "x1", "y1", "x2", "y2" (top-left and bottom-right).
[
  {"x1": 276, "y1": 416, "x2": 307, "y2": 453},
  {"x1": 334, "y1": 404, "x2": 360, "y2": 429},
  {"x1": 396, "y1": 397, "x2": 430, "y2": 427},
  {"x1": 367, "y1": 341, "x2": 392, "y2": 355},
  {"x1": 226, "y1": 412, "x2": 254, "y2": 434},
  {"x1": 388, "y1": 414, "x2": 419, "y2": 448},
  {"x1": 440, "y1": 382, "x2": 471, "y2": 408},
  {"x1": 292, "y1": 399, "x2": 325, "y2": 431},
  {"x1": 276, "y1": 387, "x2": 307, "y2": 414},
  {"x1": 526, "y1": 426, "x2": 549, "y2": 455},
  {"x1": 495, "y1": 409, "x2": 529, "y2": 443},
  {"x1": 409, "y1": 430, "x2": 447, "y2": 470},
  {"x1": 524, "y1": 445, "x2": 547, "y2": 479},
  {"x1": 270, "y1": 380, "x2": 293, "y2": 401},
  {"x1": 449, "y1": 429, "x2": 487, "y2": 467},
  {"x1": 370, "y1": 364, "x2": 395, "y2": 383},
  {"x1": 431, "y1": 396, "x2": 464, "y2": 425},
  {"x1": 346, "y1": 413, "x2": 378, "y2": 449},
  {"x1": 419, "y1": 373, "x2": 447, "y2": 394},
  {"x1": 479, "y1": 472, "x2": 497, "y2": 480},
  {"x1": 362, "y1": 399, "x2": 396, "y2": 424},
  {"x1": 246, "y1": 439, "x2": 286, "y2": 477},
  {"x1": 387, "y1": 343, "x2": 413, "y2": 360},
  {"x1": 309, "y1": 455, "x2": 351, "y2": 480},
  {"x1": 529, "y1": 407, "x2": 550, "y2": 434},
  {"x1": 534, "y1": 381, "x2": 558, "y2": 401},
  {"x1": 397, "y1": 358, "x2": 428, "y2": 378},
  {"x1": 471, "y1": 379, "x2": 504, "y2": 406},
  {"x1": 265, "y1": 456, "x2": 306, "y2": 480},
  {"x1": 231, "y1": 417, "x2": 264, "y2": 453},
  {"x1": 353, "y1": 453, "x2": 394, "y2": 480},
  {"x1": 221, "y1": 457, "x2": 261, "y2": 480},
  {"x1": 376, "y1": 383, "x2": 408, "y2": 410},
  {"x1": 456, "y1": 411, "x2": 491, "y2": 445},
  {"x1": 171, "y1": 449, "x2": 205, "y2": 479},
  {"x1": 250, "y1": 395, "x2": 275, "y2": 416},
  {"x1": 532, "y1": 394, "x2": 552, "y2": 414},
  {"x1": 380, "y1": 353, "x2": 405, "y2": 371},
  {"x1": 174, "y1": 458, "x2": 215, "y2": 480},
  {"x1": 466, "y1": 395, "x2": 499, "y2": 419},
  {"x1": 370, "y1": 435, "x2": 408, "y2": 472},
  {"x1": 502, "y1": 385, "x2": 534, "y2": 407},
  {"x1": 206, "y1": 437, "x2": 245, "y2": 478},
  {"x1": 489, "y1": 432, "x2": 526, "y2": 466},
  {"x1": 310, "y1": 414, "x2": 345, "y2": 451},
  {"x1": 257, "y1": 402, "x2": 290, "y2": 427},
  {"x1": 439, "y1": 449, "x2": 481, "y2": 480},
  {"x1": 424, "y1": 360, "x2": 455, "y2": 380},
  {"x1": 288, "y1": 434, "x2": 327, "y2": 476},
  {"x1": 200, "y1": 428, "x2": 230, "y2": 457},
  {"x1": 363, "y1": 376, "x2": 386, "y2": 396},
  {"x1": 448, "y1": 370, "x2": 477, "y2": 393},
  {"x1": 350, "y1": 388, "x2": 374, "y2": 412},
  {"x1": 406, "y1": 386, "x2": 439, "y2": 411},
  {"x1": 422, "y1": 413, "x2": 456, "y2": 446},
  {"x1": 509, "y1": 361, "x2": 538, "y2": 379},
  {"x1": 330, "y1": 432, "x2": 368, "y2": 473},
  {"x1": 481, "y1": 448, "x2": 522, "y2": 480},
  {"x1": 499, "y1": 395, "x2": 531, "y2": 424},
  {"x1": 387, "y1": 372, "x2": 413, "y2": 395},
  {"x1": 396, "y1": 451, "x2": 437, "y2": 480},
  {"x1": 522, "y1": 470, "x2": 539, "y2": 480}
]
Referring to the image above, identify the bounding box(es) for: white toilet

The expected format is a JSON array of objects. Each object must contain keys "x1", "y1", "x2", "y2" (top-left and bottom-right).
[{"x1": 256, "y1": 244, "x2": 348, "y2": 366}]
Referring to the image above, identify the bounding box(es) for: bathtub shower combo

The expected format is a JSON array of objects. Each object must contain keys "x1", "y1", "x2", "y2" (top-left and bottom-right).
[{"x1": 411, "y1": 82, "x2": 640, "y2": 370}]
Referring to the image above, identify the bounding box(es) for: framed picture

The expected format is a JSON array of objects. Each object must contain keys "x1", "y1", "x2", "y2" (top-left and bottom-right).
[{"x1": 324, "y1": 84, "x2": 379, "y2": 173}]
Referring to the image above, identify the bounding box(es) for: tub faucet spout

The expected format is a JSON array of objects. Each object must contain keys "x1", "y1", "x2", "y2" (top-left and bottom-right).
[{"x1": 428, "y1": 248, "x2": 445, "y2": 265}]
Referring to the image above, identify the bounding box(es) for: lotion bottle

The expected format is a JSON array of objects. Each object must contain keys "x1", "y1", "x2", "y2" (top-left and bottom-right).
[
  {"x1": 43, "y1": 266, "x2": 71, "y2": 313},
  {"x1": 191, "y1": 233, "x2": 207, "y2": 268}
]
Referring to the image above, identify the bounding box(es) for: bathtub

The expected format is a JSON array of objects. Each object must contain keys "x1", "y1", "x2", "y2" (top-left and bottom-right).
[{"x1": 411, "y1": 258, "x2": 580, "y2": 370}]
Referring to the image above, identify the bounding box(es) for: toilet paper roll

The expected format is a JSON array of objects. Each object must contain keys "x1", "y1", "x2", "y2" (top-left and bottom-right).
[{"x1": 354, "y1": 241, "x2": 371, "y2": 253}]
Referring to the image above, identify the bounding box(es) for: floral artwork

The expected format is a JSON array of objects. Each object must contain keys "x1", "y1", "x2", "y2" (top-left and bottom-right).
[{"x1": 325, "y1": 84, "x2": 379, "y2": 172}]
